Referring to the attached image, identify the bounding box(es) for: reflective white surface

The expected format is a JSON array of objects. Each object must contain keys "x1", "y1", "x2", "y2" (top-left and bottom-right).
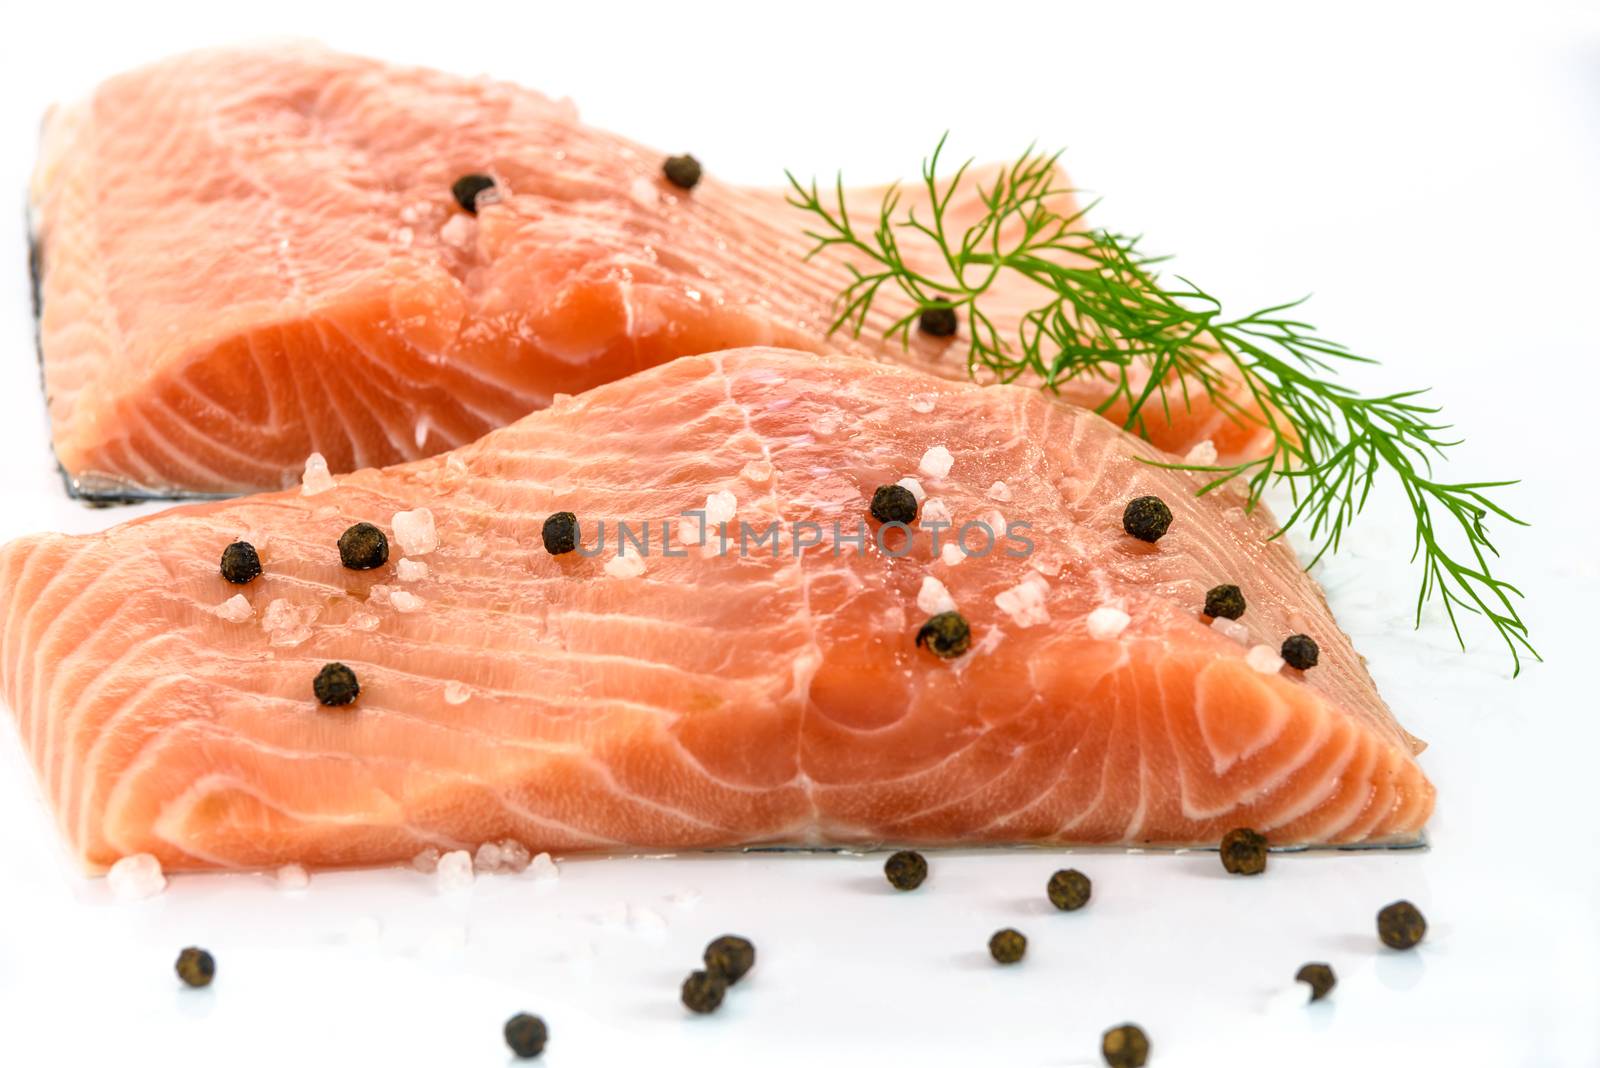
[{"x1": 0, "y1": 2, "x2": 1595, "y2": 1064}]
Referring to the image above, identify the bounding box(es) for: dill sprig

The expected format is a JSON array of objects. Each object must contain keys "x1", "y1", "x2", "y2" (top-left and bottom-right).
[{"x1": 785, "y1": 137, "x2": 1536, "y2": 674}]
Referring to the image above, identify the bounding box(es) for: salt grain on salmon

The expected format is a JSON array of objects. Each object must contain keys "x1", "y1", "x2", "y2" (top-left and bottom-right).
[
  {"x1": 261, "y1": 599, "x2": 319, "y2": 646},
  {"x1": 300, "y1": 452, "x2": 335, "y2": 496},
  {"x1": 987, "y1": 480, "x2": 1012, "y2": 502},
  {"x1": 909, "y1": 393, "x2": 936, "y2": 414},
  {"x1": 411, "y1": 847, "x2": 441, "y2": 873},
  {"x1": 392, "y1": 508, "x2": 437, "y2": 556},
  {"x1": 1086, "y1": 606, "x2": 1131, "y2": 640},
  {"x1": 276, "y1": 863, "x2": 310, "y2": 890},
  {"x1": 1211, "y1": 617, "x2": 1250, "y2": 645},
  {"x1": 396, "y1": 558, "x2": 428, "y2": 582},
  {"x1": 895, "y1": 476, "x2": 926, "y2": 504},
  {"x1": 211, "y1": 594, "x2": 252, "y2": 623},
  {"x1": 529, "y1": 853, "x2": 559, "y2": 883},
  {"x1": 435, "y1": 849, "x2": 474, "y2": 891},
  {"x1": 349, "y1": 612, "x2": 380, "y2": 632},
  {"x1": 740, "y1": 460, "x2": 773, "y2": 483},
  {"x1": 921, "y1": 498, "x2": 953, "y2": 528},
  {"x1": 919, "y1": 445, "x2": 954, "y2": 479},
  {"x1": 107, "y1": 853, "x2": 166, "y2": 901},
  {"x1": 443, "y1": 681, "x2": 471, "y2": 705},
  {"x1": 390, "y1": 590, "x2": 425, "y2": 613},
  {"x1": 1246, "y1": 644, "x2": 1285, "y2": 674},
  {"x1": 996, "y1": 574, "x2": 1051, "y2": 628},
  {"x1": 940, "y1": 542, "x2": 965, "y2": 566},
  {"x1": 917, "y1": 576, "x2": 958, "y2": 615},
  {"x1": 605, "y1": 554, "x2": 646, "y2": 579},
  {"x1": 1184, "y1": 439, "x2": 1219, "y2": 466}
]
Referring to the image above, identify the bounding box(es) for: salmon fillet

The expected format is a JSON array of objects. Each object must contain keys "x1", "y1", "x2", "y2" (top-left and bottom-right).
[
  {"x1": 30, "y1": 44, "x2": 1273, "y2": 499},
  {"x1": 0, "y1": 348, "x2": 1430, "y2": 872}
]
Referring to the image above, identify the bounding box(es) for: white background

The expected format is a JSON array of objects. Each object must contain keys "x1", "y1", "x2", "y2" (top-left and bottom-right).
[{"x1": 1, "y1": 2, "x2": 1597, "y2": 1064}]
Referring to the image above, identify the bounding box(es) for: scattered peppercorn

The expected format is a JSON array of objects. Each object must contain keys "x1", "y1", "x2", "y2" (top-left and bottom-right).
[
  {"x1": 1101, "y1": 1023, "x2": 1151, "y2": 1068},
  {"x1": 503, "y1": 1013, "x2": 548, "y2": 1058},
  {"x1": 219, "y1": 541, "x2": 262, "y2": 584},
  {"x1": 884, "y1": 849, "x2": 928, "y2": 891},
  {"x1": 869, "y1": 483, "x2": 918, "y2": 525},
  {"x1": 662, "y1": 154, "x2": 702, "y2": 190},
  {"x1": 313, "y1": 662, "x2": 360, "y2": 707},
  {"x1": 704, "y1": 935, "x2": 755, "y2": 985},
  {"x1": 1281, "y1": 633, "x2": 1320, "y2": 670},
  {"x1": 1296, "y1": 962, "x2": 1336, "y2": 1002},
  {"x1": 1204, "y1": 583, "x2": 1246, "y2": 620},
  {"x1": 988, "y1": 928, "x2": 1027, "y2": 965},
  {"x1": 918, "y1": 301, "x2": 958, "y2": 338},
  {"x1": 1377, "y1": 900, "x2": 1427, "y2": 950},
  {"x1": 681, "y1": 969, "x2": 727, "y2": 1014},
  {"x1": 338, "y1": 522, "x2": 389, "y2": 570},
  {"x1": 174, "y1": 946, "x2": 214, "y2": 988},
  {"x1": 541, "y1": 511, "x2": 578, "y2": 555},
  {"x1": 1047, "y1": 868, "x2": 1092, "y2": 911},
  {"x1": 1122, "y1": 495, "x2": 1173, "y2": 543},
  {"x1": 1219, "y1": 826, "x2": 1268, "y2": 875},
  {"x1": 915, "y1": 612, "x2": 971, "y2": 659},
  {"x1": 451, "y1": 173, "x2": 496, "y2": 214}
]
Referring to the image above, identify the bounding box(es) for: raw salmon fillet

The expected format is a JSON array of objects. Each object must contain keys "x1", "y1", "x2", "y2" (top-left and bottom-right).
[
  {"x1": 30, "y1": 44, "x2": 1272, "y2": 499},
  {"x1": 0, "y1": 348, "x2": 1430, "y2": 871}
]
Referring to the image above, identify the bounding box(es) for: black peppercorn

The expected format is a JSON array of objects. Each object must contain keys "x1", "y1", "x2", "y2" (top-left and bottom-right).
[
  {"x1": 915, "y1": 612, "x2": 971, "y2": 659},
  {"x1": 338, "y1": 522, "x2": 389, "y2": 570},
  {"x1": 1377, "y1": 900, "x2": 1427, "y2": 950},
  {"x1": 869, "y1": 484, "x2": 918, "y2": 525},
  {"x1": 918, "y1": 302, "x2": 958, "y2": 338},
  {"x1": 1281, "y1": 634, "x2": 1320, "y2": 670},
  {"x1": 541, "y1": 512, "x2": 578, "y2": 555},
  {"x1": 1296, "y1": 962, "x2": 1336, "y2": 1001},
  {"x1": 884, "y1": 849, "x2": 928, "y2": 891},
  {"x1": 1047, "y1": 868, "x2": 1091, "y2": 911},
  {"x1": 1219, "y1": 826, "x2": 1268, "y2": 875},
  {"x1": 989, "y1": 928, "x2": 1027, "y2": 964},
  {"x1": 452, "y1": 173, "x2": 496, "y2": 214},
  {"x1": 1204, "y1": 583, "x2": 1245, "y2": 620},
  {"x1": 703, "y1": 935, "x2": 755, "y2": 985},
  {"x1": 1101, "y1": 1023, "x2": 1150, "y2": 1068},
  {"x1": 681, "y1": 969, "x2": 727, "y2": 1014},
  {"x1": 313, "y1": 662, "x2": 360, "y2": 707},
  {"x1": 175, "y1": 947, "x2": 214, "y2": 988},
  {"x1": 1122, "y1": 496, "x2": 1172, "y2": 542},
  {"x1": 503, "y1": 1013, "x2": 548, "y2": 1058},
  {"x1": 219, "y1": 541, "x2": 262, "y2": 584},
  {"x1": 662, "y1": 154, "x2": 702, "y2": 190}
]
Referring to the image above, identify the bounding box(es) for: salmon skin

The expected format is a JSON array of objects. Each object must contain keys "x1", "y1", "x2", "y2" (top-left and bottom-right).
[
  {"x1": 0, "y1": 348, "x2": 1431, "y2": 872},
  {"x1": 29, "y1": 44, "x2": 1273, "y2": 501}
]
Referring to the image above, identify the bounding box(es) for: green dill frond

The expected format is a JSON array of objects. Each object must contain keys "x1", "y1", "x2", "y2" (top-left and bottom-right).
[{"x1": 786, "y1": 141, "x2": 1536, "y2": 674}]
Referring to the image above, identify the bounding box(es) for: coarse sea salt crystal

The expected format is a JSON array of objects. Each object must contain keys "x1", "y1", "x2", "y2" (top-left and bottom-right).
[
  {"x1": 529, "y1": 852, "x2": 559, "y2": 884},
  {"x1": 390, "y1": 590, "x2": 425, "y2": 614},
  {"x1": 1246, "y1": 644, "x2": 1285, "y2": 675},
  {"x1": 396, "y1": 558, "x2": 428, "y2": 582},
  {"x1": 457, "y1": 534, "x2": 486, "y2": 559},
  {"x1": 1184, "y1": 439, "x2": 1219, "y2": 466},
  {"x1": 1086, "y1": 606, "x2": 1132, "y2": 640},
  {"x1": 917, "y1": 576, "x2": 958, "y2": 615},
  {"x1": 704, "y1": 490, "x2": 737, "y2": 526},
  {"x1": 919, "y1": 445, "x2": 955, "y2": 479},
  {"x1": 940, "y1": 542, "x2": 965, "y2": 567},
  {"x1": 212, "y1": 594, "x2": 252, "y2": 623},
  {"x1": 909, "y1": 392, "x2": 936, "y2": 414},
  {"x1": 107, "y1": 854, "x2": 165, "y2": 901},
  {"x1": 443, "y1": 680, "x2": 471, "y2": 705},
  {"x1": 440, "y1": 213, "x2": 474, "y2": 249},
  {"x1": 895, "y1": 477, "x2": 926, "y2": 504},
  {"x1": 605, "y1": 554, "x2": 646, "y2": 579},
  {"x1": 411, "y1": 847, "x2": 441, "y2": 873},
  {"x1": 995, "y1": 574, "x2": 1051, "y2": 628},
  {"x1": 740, "y1": 460, "x2": 773, "y2": 484},
  {"x1": 262, "y1": 599, "x2": 318, "y2": 647},
  {"x1": 987, "y1": 480, "x2": 1013, "y2": 502},
  {"x1": 474, "y1": 841, "x2": 505, "y2": 873},
  {"x1": 300, "y1": 452, "x2": 335, "y2": 496},
  {"x1": 392, "y1": 508, "x2": 437, "y2": 556},
  {"x1": 276, "y1": 863, "x2": 310, "y2": 891},
  {"x1": 435, "y1": 849, "x2": 475, "y2": 891},
  {"x1": 350, "y1": 612, "x2": 380, "y2": 632},
  {"x1": 1211, "y1": 617, "x2": 1250, "y2": 645},
  {"x1": 497, "y1": 839, "x2": 532, "y2": 873},
  {"x1": 921, "y1": 498, "x2": 953, "y2": 528}
]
